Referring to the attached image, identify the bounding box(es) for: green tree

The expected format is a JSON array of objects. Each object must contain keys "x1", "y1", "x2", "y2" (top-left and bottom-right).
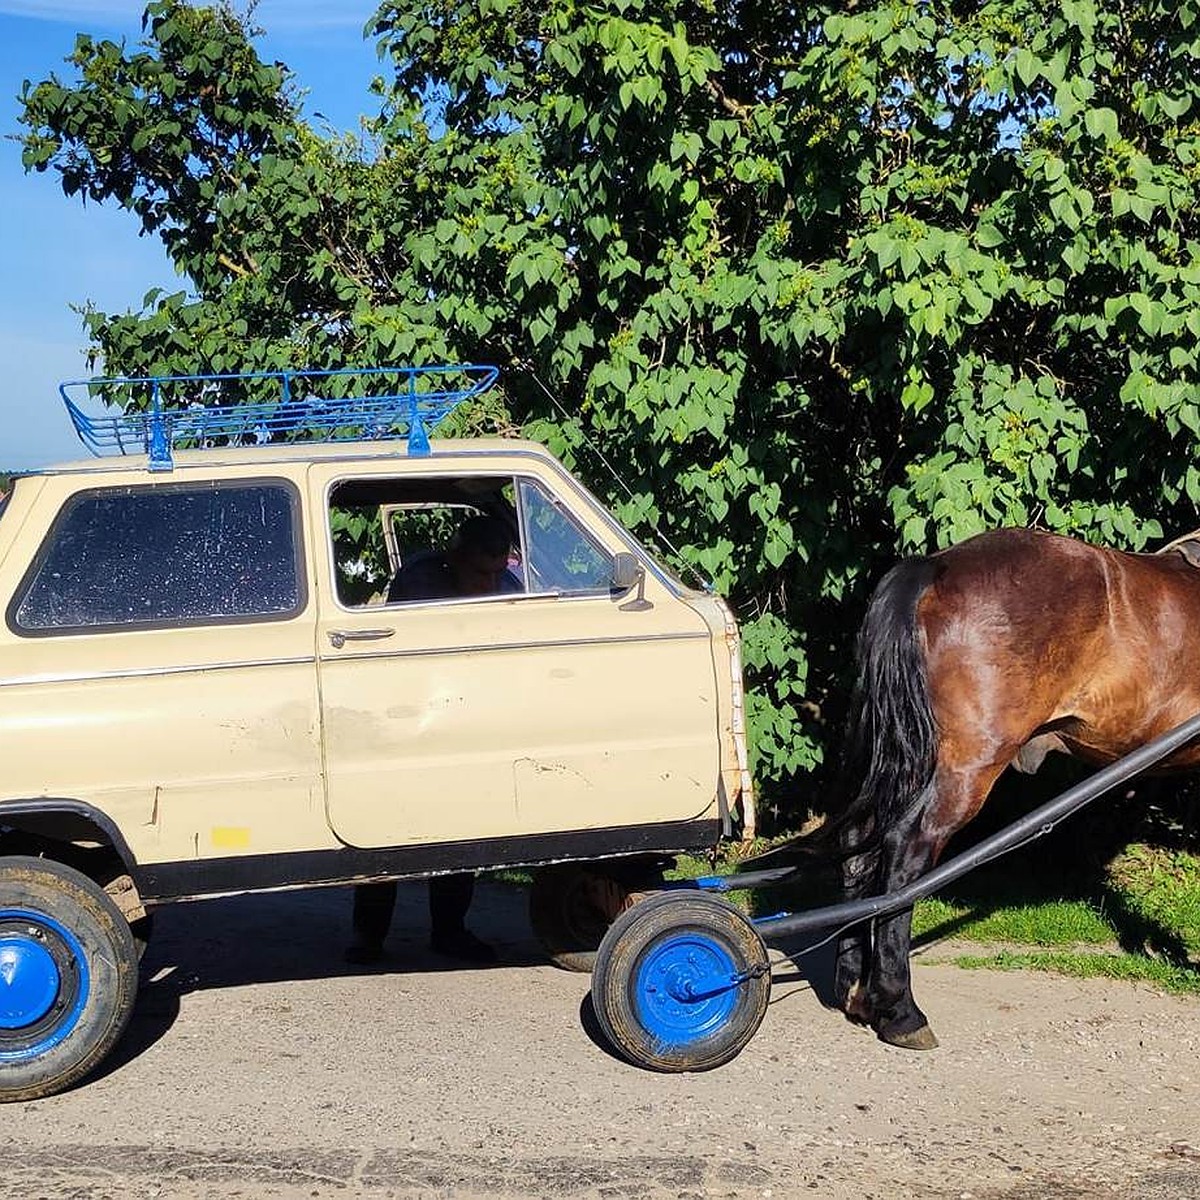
[{"x1": 21, "y1": 0, "x2": 1200, "y2": 825}]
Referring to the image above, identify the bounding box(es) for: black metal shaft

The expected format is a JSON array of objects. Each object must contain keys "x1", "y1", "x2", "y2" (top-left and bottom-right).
[{"x1": 749, "y1": 709, "x2": 1200, "y2": 939}]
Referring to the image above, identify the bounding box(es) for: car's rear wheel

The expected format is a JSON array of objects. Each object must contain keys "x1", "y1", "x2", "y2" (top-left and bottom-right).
[
  {"x1": 529, "y1": 862, "x2": 662, "y2": 973},
  {"x1": 0, "y1": 856, "x2": 139, "y2": 1102}
]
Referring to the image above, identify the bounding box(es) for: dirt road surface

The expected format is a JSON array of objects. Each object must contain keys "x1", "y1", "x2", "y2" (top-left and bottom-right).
[{"x1": 4, "y1": 881, "x2": 1199, "y2": 1200}]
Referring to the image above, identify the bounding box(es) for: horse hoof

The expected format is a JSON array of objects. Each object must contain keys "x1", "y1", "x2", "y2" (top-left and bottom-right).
[{"x1": 879, "y1": 1024, "x2": 939, "y2": 1051}]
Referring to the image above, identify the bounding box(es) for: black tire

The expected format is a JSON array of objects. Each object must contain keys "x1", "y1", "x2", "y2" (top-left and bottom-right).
[
  {"x1": 590, "y1": 891, "x2": 771, "y2": 1072},
  {"x1": 0, "y1": 856, "x2": 140, "y2": 1102},
  {"x1": 529, "y1": 863, "x2": 660, "y2": 973}
]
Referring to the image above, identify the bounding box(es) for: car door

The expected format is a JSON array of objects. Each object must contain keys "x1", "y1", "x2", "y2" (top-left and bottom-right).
[{"x1": 311, "y1": 457, "x2": 721, "y2": 850}]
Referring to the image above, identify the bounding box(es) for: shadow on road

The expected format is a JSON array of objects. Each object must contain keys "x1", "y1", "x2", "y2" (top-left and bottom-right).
[
  {"x1": 113, "y1": 880, "x2": 840, "y2": 1073},
  {"x1": 138, "y1": 878, "x2": 543, "y2": 986},
  {"x1": 104, "y1": 879, "x2": 546, "y2": 1074}
]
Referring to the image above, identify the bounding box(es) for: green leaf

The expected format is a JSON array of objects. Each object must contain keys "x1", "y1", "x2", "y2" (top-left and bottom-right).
[
  {"x1": 1160, "y1": 93, "x2": 1192, "y2": 119},
  {"x1": 1049, "y1": 191, "x2": 1079, "y2": 230},
  {"x1": 1084, "y1": 106, "x2": 1119, "y2": 144}
]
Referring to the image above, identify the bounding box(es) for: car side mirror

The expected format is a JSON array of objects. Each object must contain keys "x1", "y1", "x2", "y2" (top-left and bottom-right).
[
  {"x1": 612, "y1": 552, "x2": 641, "y2": 591},
  {"x1": 612, "y1": 552, "x2": 653, "y2": 612}
]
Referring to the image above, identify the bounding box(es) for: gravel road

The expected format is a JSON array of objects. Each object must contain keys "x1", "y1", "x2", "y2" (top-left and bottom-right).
[{"x1": 3, "y1": 880, "x2": 1199, "y2": 1200}]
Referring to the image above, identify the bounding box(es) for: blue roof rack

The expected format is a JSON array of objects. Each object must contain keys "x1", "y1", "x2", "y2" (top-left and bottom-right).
[{"x1": 59, "y1": 364, "x2": 500, "y2": 472}]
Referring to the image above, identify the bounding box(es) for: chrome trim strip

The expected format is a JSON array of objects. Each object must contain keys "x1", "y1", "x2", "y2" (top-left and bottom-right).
[
  {"x1": 0, "y1": 655, "x2": 317, "y2": 689},
  {"x1": 319, "y1": 629, "x2": 710, "y2": 664}
]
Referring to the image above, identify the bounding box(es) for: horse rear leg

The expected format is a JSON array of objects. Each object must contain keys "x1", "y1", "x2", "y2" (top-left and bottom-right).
[
  {"x1": 865, "y1": 817, "x2": 940, "y2": 1049},
  {"x1": 866, "y1": 763, "x2": 1007, "y2": 1050}
]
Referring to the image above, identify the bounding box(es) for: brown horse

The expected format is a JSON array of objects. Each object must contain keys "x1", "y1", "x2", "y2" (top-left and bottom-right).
[{"x1": 833, "y1": 526, "x2": 1200, "y2": 1050}]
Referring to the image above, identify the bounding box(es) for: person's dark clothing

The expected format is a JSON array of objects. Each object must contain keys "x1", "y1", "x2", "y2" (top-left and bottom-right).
[
  {"x1": 350, "y1": 874, "x2": 490, "y2": 962},
  {"x1": 386, "y1": 551, "x2": 521, "y2": 603}
]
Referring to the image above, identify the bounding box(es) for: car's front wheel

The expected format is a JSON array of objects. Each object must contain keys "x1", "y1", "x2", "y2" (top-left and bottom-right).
[{"x1": 0, "y1": 855, "x2": 139, "y2": 1102}]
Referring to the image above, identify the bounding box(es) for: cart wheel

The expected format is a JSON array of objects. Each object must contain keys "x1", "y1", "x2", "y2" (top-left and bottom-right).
[
  {"x1": 591, "y1": 891, "x2": 771, "y2": 1072},
  {"x1": 529, "y1": 863, "x2": 657, "y2": 973},
  {"x1": 0, "y1": 856, "x2": 139, "y2": 1103}
]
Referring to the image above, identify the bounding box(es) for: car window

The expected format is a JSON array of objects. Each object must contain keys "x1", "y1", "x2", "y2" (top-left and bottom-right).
[
  {"x1": 328, "y1": 476, "x2": 521, "y2": 607},
  {"x1": 518, "y1": 478, "x2": 615, "y2": 595},
  {"x1": 329, "y1": 473, "x2": 616, "y2": 607},
  {"x1": 10, "y1": 481, "x2": 304, "y2": 634}
]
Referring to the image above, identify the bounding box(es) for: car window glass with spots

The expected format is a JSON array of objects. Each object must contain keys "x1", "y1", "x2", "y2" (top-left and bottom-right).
[{"x1": 11, "y1": 482, "x2": 303, "y2": 633}]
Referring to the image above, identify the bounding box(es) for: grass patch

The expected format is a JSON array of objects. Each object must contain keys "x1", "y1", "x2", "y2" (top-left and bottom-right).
[
  {"x1": 665, "y1": 852, "x2": 758, "y2": 910},
  {"x1": 951, "y1": 949, "x2": 1200, "y2": 996},
  {"x1": 1105, "y1": 844, "x2": 1200, "y2": 965},
  {"x1": 665, "y1": 853, "x2": 716, "y2": 881},
  {"x1": 912, "y1": 896, "x2": 1115, "y2": 947},
  {"x1": 487, "y1": 868, "x2": 534, "y2": 886}
]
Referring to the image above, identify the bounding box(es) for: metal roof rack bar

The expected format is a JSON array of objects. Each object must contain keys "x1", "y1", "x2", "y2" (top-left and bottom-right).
[{"x1": 58, "y1": 364, "x2": 500, "y2": 472}]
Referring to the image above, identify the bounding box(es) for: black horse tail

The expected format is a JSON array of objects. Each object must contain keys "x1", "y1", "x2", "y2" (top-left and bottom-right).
[
  {"x1": 838, "y1": 555, "x2": 942, "y2": 845},
  {"x1": 734, "y1": 555, "x2": 942, "y2": 873}
]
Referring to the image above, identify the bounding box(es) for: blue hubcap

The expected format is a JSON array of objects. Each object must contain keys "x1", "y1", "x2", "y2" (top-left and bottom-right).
[
  {"x1": 0, "y1": 934, "x2": 62, "y2": 1029},
  {"x1": 634, "y1": 933, "x2": 740, "y2": 1046},
  {"x1": 0, "y1": 909, "x2": 89, "y2": 1062}
]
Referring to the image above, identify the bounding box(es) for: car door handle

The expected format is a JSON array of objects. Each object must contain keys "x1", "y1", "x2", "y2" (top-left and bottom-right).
[{"x1": 327, "y1": 628, "x2": 396, "y2": 649}]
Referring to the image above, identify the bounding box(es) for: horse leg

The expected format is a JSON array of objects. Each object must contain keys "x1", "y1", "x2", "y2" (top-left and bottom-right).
[
  {"x1": 863, "y1": 812, "x2": 940, "y2": 1049},
  {"x1": 866, "y1": 763, "x2": 1008, "y2": 1050},
  {"x1": 832, "y1": 813, "x2": 878, "y2": 1025}
]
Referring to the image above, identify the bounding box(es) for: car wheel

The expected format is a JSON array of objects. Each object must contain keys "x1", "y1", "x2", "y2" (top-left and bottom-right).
[
  {"x1": 0, "y1": 855, "x2": 140, "y2": 1102},
  {"x1": 529, "y1": 863, "x2": 659, "y2": 973},
  {"x1": 590, "y1": 891, "x2": 771, "y2": 1072}
]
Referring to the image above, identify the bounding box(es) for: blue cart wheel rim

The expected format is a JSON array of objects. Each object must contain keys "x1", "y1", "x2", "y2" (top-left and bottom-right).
[
  {"x1": 632, "y1": 931, "x2": 741, "y2": 1047},
  {"x1": 0, "y1": 909, "x2": 90, "y2": 1062}
]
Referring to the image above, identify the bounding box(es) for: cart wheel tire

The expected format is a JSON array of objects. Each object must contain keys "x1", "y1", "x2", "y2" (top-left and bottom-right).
[
  {"x1": 529, "y1": 864, "x2": 657, "y2": 973},
  {"x1": 0, "y1": 856, "x2": 140, "y2": 1102},
  {"x1": 590, "y1": 891, "x2": 771, "y2": 1072}
]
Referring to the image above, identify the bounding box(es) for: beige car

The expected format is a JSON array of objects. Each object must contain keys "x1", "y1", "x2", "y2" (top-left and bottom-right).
[{"x1": 0, "y1": 410, "x2": 752, "y2": 1100}]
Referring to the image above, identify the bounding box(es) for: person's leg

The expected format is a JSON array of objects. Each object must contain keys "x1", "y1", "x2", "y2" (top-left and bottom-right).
[
  {"x1": 428, "y1": 873, "x2": 495, "y2": 962},
  {"x1": 345, "y1": 881, "x2": 397, "y2": 964}
]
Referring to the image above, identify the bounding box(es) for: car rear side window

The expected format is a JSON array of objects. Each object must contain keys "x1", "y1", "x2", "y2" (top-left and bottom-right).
[{"x1": 10, "y1": 481, "x2": 304, "y2": 634}]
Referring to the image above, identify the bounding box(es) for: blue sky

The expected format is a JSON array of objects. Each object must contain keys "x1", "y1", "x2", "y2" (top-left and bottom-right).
[{"x1": 0, "y1": 1, "x2": 382, "y2": 469}]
